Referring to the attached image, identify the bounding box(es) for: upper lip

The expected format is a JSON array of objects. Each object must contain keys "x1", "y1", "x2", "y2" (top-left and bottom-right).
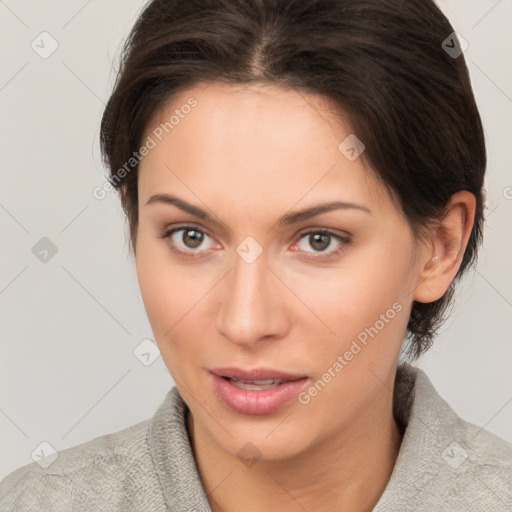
[{"x1": 210, "y1": 367, "x2": 307, "y2": 381}]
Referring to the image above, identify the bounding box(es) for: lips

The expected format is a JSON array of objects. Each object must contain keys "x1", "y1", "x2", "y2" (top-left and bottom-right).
[{"x1": 208, "y1": 367, "x2": 309, "y2": 414}]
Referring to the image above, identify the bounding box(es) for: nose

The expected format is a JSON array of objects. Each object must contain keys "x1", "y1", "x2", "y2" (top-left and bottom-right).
[{"x1": 215, "y1": 248, "x2": 289, "y2": 348}]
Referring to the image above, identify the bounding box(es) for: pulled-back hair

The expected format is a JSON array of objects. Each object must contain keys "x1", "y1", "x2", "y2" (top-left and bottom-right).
[{"x1": 100, "y1": 0, "x2": 486, "y2": 361}]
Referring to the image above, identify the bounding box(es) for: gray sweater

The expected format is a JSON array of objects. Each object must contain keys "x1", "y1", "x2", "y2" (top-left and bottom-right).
[{"x1": 1, "y1": 364, "x2": 511, "y2": 511}]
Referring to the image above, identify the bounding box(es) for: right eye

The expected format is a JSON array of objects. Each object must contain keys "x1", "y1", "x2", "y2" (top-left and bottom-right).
[{"x1": 159, "y1": 225, "x2": 219, "y2": 259}]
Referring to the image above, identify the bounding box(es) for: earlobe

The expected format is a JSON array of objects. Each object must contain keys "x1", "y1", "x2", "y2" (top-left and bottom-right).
[{"x1": 413, "y1": 191, "x2": 476, "y2": 304}]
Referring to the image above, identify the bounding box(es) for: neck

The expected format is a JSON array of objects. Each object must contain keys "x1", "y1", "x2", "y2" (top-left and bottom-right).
[{"x1": 187, "y1": 378, "x2": 403, "y2": 512}]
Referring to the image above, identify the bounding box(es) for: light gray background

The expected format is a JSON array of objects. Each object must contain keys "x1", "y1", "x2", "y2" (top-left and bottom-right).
[{"x1": 1, "y1": 0, "x2": 511, "y2": 482}]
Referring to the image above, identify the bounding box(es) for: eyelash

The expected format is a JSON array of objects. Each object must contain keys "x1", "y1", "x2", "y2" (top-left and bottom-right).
[{"x1": 158, "y1": 224, "x2": 353, "y2": 261}]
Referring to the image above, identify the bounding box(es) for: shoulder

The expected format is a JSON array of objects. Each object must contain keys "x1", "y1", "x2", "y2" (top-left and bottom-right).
[
  {"x1": 425, "y1": 410, "x2": 512, "y2": 511},
  {"x1": 0, "y1": 418, "x2": 167, "y2": 512},
  {"x1": 381, "y1": 364, "x2": 512, "y2": 511},
  {"x1": 437, "y1": 395, "x2": 512, "y2": 509},
  {"x1": 411, "y1": 364, "x2": 512, "y2": 470}
]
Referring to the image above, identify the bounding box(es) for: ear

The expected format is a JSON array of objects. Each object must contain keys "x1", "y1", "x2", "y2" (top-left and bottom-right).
[{"x1": 413, "y1": 191, "x2": 476, "y2": 304}]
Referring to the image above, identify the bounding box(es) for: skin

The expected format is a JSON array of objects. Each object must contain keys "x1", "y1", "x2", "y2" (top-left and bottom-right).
[{"x1": 134, "y1": 81, "x2": 476, "y2": 512}]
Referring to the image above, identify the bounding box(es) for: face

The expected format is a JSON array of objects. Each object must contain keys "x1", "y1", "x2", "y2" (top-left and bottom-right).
[{"x1": 135, "y1": 82, "x2": 423, "y2": 462}]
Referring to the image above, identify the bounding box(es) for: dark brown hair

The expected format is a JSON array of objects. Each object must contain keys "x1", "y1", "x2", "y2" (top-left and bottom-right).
[{"x1": 100, "y1": 0, "x2": 486, "y2": 361}]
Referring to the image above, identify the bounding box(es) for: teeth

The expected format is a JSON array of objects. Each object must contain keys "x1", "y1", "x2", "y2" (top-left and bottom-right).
[{"x1": 228, "y1": 378, "x2": 285, "y2": 390}]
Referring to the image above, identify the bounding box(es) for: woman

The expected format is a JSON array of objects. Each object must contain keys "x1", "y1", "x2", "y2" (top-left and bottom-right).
[{"x1": 1, "y1": 0, "x2": 511, "y2": 510}]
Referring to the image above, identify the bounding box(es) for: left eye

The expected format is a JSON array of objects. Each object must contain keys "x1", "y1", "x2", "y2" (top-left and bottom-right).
[{"x1": 294, "y1": 230, "x2": 351, "y2": 257}]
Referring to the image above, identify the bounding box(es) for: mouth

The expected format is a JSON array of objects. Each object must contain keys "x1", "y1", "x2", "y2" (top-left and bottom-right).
[
  {"x1": 208, "y1": 367, "x2": 309, "y2": 415},
  {"x1": 223, "y1": 377, "x2": 291, "y2": 390},
  {"x1": 209, "y1": 366, "x2": 307, "y2": 382}
]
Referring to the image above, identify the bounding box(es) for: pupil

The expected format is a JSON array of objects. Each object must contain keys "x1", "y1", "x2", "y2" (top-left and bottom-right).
[
  {"x1": 183, "y1": 229, "x2": 203, "y2": 248},
  {"x1": 310, "y1": 233, "x2": 330, "y2": 251}
]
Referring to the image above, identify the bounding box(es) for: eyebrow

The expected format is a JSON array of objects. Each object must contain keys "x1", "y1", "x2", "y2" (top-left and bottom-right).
[{"x1": 145, "y1": 193, "x2": 371, "y2": 229}]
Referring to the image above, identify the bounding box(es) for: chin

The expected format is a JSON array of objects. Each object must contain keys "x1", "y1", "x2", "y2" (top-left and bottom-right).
[{"x1": 207, "y1": 415, "x2": 315, "y2": 464}]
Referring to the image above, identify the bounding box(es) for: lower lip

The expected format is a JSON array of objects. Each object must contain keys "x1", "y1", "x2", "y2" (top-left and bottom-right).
[{"x1": 210, "y1": 373, "x2": 309, "y2": 415}]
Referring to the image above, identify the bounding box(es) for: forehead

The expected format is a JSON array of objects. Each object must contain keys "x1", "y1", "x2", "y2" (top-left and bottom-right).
[
  {"x1": 148, "y1": 80, "x2": 343, "y2": 128},
  {"x1": 138, "y1": 81, "x2": 389, "y2": 213}
]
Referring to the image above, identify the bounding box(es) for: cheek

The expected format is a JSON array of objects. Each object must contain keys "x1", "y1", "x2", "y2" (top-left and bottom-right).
[
  {"x1": 136, "y1": 234, "x2": 187, "y2": 338},
  {"x1": 136, "y1": 259, "x2": 195, "y2": 380},
  {"x1": 135, "y1": 235, "x2": 217, "y2": 370},
  {"x1": 286, "y1": 241, "x2": 412, "y2": 365},
  {"x1": 292, "y1": 264, "x2": 409, "y2": 422}
]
